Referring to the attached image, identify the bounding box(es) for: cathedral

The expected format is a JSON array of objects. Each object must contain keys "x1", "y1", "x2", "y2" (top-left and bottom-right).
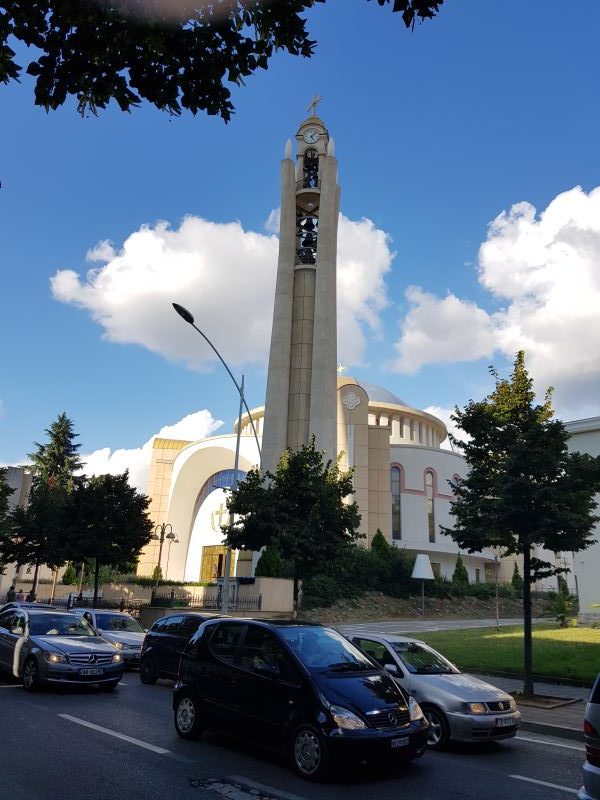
[{"x1": 136, "y1": 109, "x2": 551, "y2": 591}]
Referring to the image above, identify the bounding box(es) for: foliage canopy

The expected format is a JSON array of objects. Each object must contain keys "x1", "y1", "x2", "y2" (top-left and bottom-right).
[{"x1": 1, "y1": 1, "x2": 443, "y2": 119}]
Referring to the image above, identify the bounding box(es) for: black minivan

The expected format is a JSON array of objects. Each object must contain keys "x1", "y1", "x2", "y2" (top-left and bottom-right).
[
  {"x1": 140, "y1": 612, "x2": 219, "y2": 683},
  {"x1": 173, "y1": 619, "x2": 429, "y2": 780}
]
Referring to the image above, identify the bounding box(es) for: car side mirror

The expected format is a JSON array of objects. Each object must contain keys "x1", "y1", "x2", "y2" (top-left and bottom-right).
[
  {"x1": 384, "y1": 663, "x2": 399, "y2": 674},
  {"x1": 96, "y1": 629, "x2": 102, "y2": 635},
  {"x1": 10, "y1": 626, "x2": 24, "y2": 636}
]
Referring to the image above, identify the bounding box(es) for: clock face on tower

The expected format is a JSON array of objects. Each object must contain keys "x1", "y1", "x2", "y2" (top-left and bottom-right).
[{"x1": 303, "y1": 128, "x2": 320, "y2": 144}]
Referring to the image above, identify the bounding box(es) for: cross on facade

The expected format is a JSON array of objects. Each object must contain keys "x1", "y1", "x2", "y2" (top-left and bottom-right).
[
  {"x1": 337, "y1": 362, "x2": 347, "y2": 376},
  {"x1": 307, "y1": 94, "x2": 322, "y2": 116}
]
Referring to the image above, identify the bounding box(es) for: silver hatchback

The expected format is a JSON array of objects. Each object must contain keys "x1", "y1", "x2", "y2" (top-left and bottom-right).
[
  {"x1": 580, "y1": 673, "x2": 600, "y2": 800},
  {"x1": 349, "y1": 632, "x2": 520, "y2": 749}
]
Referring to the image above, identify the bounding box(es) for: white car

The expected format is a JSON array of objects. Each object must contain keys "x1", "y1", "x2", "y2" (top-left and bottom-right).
[
  {"x1": 72, "y1": 609, "x2": 145, "y2": 667},
  {"x1": 348, "y1": 632, "x2": 520, "y2": 749}
]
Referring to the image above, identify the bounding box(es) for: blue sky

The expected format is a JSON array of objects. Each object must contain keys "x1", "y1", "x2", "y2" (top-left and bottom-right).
[{"x1": 2, "y1": 0, "x2": 600, "y2": 488}]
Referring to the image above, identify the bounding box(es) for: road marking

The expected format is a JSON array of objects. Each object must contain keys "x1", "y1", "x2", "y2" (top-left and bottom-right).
[
  {"x1": 510, "y1": 775, "x2": 579, "y2": 794},
  {"x1": 58, "y1": 714, "x2": 170, "y2": 754},
  {"x1": 517, "y1": 734, "x2": 584, "y2": 751}
]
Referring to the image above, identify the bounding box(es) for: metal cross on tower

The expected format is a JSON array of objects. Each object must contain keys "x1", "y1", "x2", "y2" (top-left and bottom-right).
[{"x1": 307, "y1": 94, "x2": 322, "y2": 116}]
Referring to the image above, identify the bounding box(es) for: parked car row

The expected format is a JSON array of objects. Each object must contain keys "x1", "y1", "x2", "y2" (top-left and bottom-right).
[{"x1": 2, "y1": 601, "x2": 597, "y2": 790}]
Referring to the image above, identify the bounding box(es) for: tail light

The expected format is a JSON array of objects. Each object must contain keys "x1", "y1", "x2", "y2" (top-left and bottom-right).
[
  {"x1": 585, "y1": 744, "x2": 600, "y2": 768},
  {"x1": 585, "y1": 720, "x2": 600, "y2": 767}
]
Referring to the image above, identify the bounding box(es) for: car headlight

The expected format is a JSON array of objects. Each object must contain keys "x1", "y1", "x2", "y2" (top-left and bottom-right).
[
  {"x1": 409, "y1": 696, "x2": 425, "y2": 721},
  {"x1": 330, "y1": 705, "x2": 366, "y2": 730},
  {"x1": 112, "y1": 653, "x2": 123, "y2": 663},
  {"x1": 44, "y1": 651, "x2": 67, "y2": 664},
  {"x1": 509, "y1": 698, "x2": 517, "y2": 711},
  {"x1": 464, "y1": 702, "x2": 487, "y2": 714},
  {"x1": 113, "y1": 641, "x2": 124, "y2": 650}
]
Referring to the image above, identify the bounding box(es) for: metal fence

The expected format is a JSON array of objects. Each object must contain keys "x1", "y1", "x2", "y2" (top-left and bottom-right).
[{"x1": 149, "y1": 589, "x2": 262, "y2": 611}]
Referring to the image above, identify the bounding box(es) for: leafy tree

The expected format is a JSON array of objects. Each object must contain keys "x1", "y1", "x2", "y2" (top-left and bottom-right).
[
  {"x1": 64, "y1": 472, "x2": 154, "y2": 603},
  {"x1": 511, "y1": 562, "x2": 523, "y2": 595},
  {"x1": 255, "y1": 545, "x2": 284, "y2": 578},
  {"x1": 0, "y1": 468, "x2": 15, "y2": 576},
  {"x1": 1, "y1": 1, "x2": 443, "y2": 119},
  {"x1": 223, "y1": 437, "x2": 362, "y2": 615},
  {"x1": 443, "y1": 351, "x2": 600, "y2": 696},
  {"x1": 451, "y1": 553, "x2": 469, "y2": 589}
]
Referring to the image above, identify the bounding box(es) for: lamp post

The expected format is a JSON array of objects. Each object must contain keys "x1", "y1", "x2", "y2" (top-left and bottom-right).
[
  {"x1": 151, "y1": 523, "x2": 176, "y2": 591},
  {"x1": 166, "y1": 535, "x2": 180, "y2": 578},
  {"x1": 173, "y1": 302, "x2": 261, "y2": 615}
]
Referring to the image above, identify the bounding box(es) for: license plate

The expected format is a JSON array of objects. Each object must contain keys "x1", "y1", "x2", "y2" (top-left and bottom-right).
[
  {"x1": 495, "y1": 717, "x2": 514, "y2": 727},
  {"x1": 79, "y1": 668, "x2": 103, "y2": 676},
  {"x1": 391, "y1": 737, "x2": 409, "y2": 748}
]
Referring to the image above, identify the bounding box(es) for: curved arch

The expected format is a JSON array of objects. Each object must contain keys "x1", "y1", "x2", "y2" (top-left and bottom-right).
[{"x1": 424, "y1": 469, "x2": 437, "y2": 543}]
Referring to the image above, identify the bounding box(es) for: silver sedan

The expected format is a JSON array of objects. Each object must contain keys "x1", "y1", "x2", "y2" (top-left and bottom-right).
[
  {"x1": 348, "y1": 632, "x2": 520, "y2": 749},
  {"x1": 0, "y1": 607, "x2": 125, "y2": 690},
  {"x1": 71, "y1": 609, "x2": 145, "y2": 667}
]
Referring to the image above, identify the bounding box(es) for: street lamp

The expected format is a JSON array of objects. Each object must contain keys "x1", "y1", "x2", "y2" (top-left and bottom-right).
[
  {"x1": 172, "y1": 302, "x2": 261, "y2": 615},
  {"x1": 166, "y1": 535, "x2": 180, "y2": 578},
  {"x1": 151, "y1": 523, "x2": 176, "y2": 591}
]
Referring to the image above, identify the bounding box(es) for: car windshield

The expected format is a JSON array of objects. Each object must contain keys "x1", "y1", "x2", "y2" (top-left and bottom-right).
[
  {"x1": 95, "y1": 613, "x2": 144, "y2": 633},
  {"x1": 391, "y1": 641, "x2": 459, "y2": 674},
  {"x1": 29, "y1": 613, "x2": 96, "y2": 637},
  {"x1": 279, "y1": 626, "x2": 375, "y2": 671}
]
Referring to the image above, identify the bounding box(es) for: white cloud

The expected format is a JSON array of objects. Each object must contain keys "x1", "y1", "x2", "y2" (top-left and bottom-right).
[
  {"x1": 51, "y1": 212, "x2": 393, "y2": 371},
  {"x1": 81, "y1": 409, "x2": 222, "y2": 493},
  {"x1": 393, "y1": 288, "x2": 496, "y2": 373},
  {"x1": 393, "y1": 185, "x2": 600, "y2": 415},
  {"x1": 423, "y1": 405, "x2": 470, "y2": 451}
]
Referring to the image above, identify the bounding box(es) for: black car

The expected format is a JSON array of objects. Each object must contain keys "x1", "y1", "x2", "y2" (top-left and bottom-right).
[
  {"x1": 140, "y1": 612, "x2": 220, "y2": 684},
  {"x1": 172, "y1": 619, "x2": 429, "y2": 780}
]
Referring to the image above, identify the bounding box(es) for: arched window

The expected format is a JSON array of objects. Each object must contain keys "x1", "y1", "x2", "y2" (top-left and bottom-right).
[
  {"x1": 192, "y1": 469, "x2": 247, "y2": 525},
  {"x1": 391, "y1": 466, "x2": 402, "y2": 541},
  {"x1": 425, "y1": 470, "x2": 435, "y2": 543}
]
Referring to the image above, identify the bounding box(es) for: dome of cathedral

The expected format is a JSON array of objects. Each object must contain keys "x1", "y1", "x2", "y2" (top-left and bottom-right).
[{"x1": 357, "y1": 382, "x2": 410, "y2": 407}]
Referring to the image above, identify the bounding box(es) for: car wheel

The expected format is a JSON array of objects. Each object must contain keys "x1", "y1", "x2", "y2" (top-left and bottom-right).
[
  {"x1": 291, "y1": 724, "x2": 329, "y2": 781},
  {"x1": 140, "y1": 656, "x2": 157, "y2": 685},
  {"x1": 100, "y1": 679, "x2": 120, "y2": 692},
  {"x1": 174, "y1": 693, "x2": 203, "y2": 740},
  {"x1": 422, "y1": 705, "x2": 450, "y2": 749},
  {"x1": 22, "y1": 657, "x2": 40, "y2": 692}
]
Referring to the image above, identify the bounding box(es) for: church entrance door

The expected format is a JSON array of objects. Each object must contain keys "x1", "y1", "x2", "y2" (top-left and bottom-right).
[{"x1": 201, "y1": 545, "x2": 235, "y2": 582}]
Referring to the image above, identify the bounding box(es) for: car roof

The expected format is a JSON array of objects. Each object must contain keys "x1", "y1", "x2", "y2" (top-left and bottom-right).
[
  {"x1": 346, "y1": 631, "x2": 426, "y2": 646},
  {"x1": 24, "y1": 608, "x2": 80, "y2": 616},
  {"x1": 72, "y1": 608, "x2": 131, "y2": 615},
  {"x1": 0, "y1": 602, "x2": 54, "y2": 612},
  {"x1": 201, "y1": 617, "x2": 325, "y2": 629}
]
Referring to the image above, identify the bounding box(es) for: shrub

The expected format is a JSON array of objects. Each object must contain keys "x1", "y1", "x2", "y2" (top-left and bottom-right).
[
  {"x1": 511, "y1": 562, "x2": 524, "y2": 596},
  {"x1": 452, "y1": 554, "x2": 469, "y2": 589},
  {"x1": 255, "y1": 545, "x2": 284, "y2": 578},
  {"x1": 301, "y1": 575, "x2": 340, "y2": 608},
  {"x1": 61, "y1": 562, "x2": 77, "y2": 585}
]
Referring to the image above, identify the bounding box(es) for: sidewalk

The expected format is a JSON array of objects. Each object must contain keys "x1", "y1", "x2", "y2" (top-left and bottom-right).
[{"x1": 474, "y1": 673, "x2": 590, "y2": 741}]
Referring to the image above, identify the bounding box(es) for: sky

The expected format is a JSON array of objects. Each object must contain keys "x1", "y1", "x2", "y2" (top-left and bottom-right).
[{"x1": 2, "y1": 0, "x2": 600, "y2": 492}]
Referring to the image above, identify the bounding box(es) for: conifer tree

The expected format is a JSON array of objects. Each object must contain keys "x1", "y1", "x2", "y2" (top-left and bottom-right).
[{"x1": 452, "y1": 553, "x2": 469, "y2": 588}]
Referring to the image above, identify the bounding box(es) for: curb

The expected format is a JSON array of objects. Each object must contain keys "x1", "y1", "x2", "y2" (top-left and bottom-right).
[{"x1": 520, "y1": 720, "x2": 583, "y2": 742}]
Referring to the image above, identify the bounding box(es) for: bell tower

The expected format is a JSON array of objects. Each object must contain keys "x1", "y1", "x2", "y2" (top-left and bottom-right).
[{"x1": 262, "y1": 102, "x2": 341, "y2": 474}]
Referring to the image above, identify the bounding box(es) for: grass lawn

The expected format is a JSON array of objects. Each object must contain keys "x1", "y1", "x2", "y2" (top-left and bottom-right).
[{"x1": 403, "y1": 624, "x2": 600, "y2": 686}]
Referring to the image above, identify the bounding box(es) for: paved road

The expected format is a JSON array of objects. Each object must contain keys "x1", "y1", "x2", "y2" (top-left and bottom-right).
[
  {"x1": 336, "y1": 618, "x2": 526, "y2": 635},
  {"x1": 0, "y1": 670, "x2": 586, "y2": 800}
]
